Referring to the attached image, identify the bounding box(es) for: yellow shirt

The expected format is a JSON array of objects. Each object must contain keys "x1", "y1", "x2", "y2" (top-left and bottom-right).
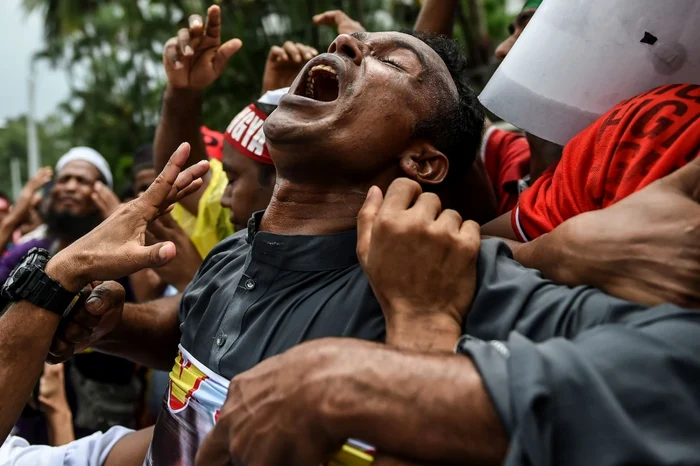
[{"x1": 171, "y1": 159, "x2": 234, "y2": 258}]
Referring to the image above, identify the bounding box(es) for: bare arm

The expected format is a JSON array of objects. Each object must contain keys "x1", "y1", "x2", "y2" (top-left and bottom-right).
[
  {"x1": 153, "y1": 88, "x2": 211, "y2": 215},
  {"x1": 154, "y1": 5, "x2": 242, "y2": 214},
  {"x1": 323, "y1": 345, "x2": 507, "y2": 465},
  {"x1": 93, "y1": 295, "x2": 182, "y2": 372},
  {"x1": 104, "y1": 427, "x2": 154, "y2": 466},
  {"x1": 0, "y1": 301, "x2": 62, "y2": 442},
  {"x1": 414, "y1": 0, "x2": 461, "y2": 36},
  {"x1": 480, "y1": 210, "x2": 520, "y2": 240}
]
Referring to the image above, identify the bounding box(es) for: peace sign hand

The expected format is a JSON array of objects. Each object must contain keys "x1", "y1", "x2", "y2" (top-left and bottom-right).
[{"x1": 46, "y1": 143, "x2": 209, "y2": 292}]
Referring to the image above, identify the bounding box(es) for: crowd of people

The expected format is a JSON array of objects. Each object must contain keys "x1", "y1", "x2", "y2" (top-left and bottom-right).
[{"x1": 0, "y1": 0, "x2": 699, "y2": 464}]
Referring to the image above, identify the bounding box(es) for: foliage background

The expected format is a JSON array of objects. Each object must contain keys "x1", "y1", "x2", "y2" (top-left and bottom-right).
[{"x1": 0, "y1": 0, "x2": 511, "y2": 195}]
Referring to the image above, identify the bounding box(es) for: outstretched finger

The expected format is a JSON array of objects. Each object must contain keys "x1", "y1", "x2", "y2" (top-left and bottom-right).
[
  {"x1": 213, "y1": 38, "x2": 243, "y2": 75},
  {"x1": 177, "y1": 28, "x2": 193, "y2": 56},
  {"x1": 165, "y1": 160, "x2": 210, "y2": 204},
  {"x1": 356, "y1": 186, "x2": 383, "y2": 265},
  {"x1": 139, "y1": 143, "x2": 192, "y2": 216},
  {"x1": 205, "y1": 5, "x2": 222, "y2": 40},
  {"x1": 164, "y1": 37, "x2": 182, "y2": 69},
  {"x1": 188, "y1": 14, "x2": 204, "y2": 40},
  {"x1": 313, "y1": 10, "x2": 343, "y2": 26},
  {"x1": 130, "y1": 241, "x2": 177, "y2": 272}
]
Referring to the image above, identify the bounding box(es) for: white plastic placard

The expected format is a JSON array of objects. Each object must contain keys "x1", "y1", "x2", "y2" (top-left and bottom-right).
[{"x1": 479, "y1": 0, "x2": 700, "y2": 145}]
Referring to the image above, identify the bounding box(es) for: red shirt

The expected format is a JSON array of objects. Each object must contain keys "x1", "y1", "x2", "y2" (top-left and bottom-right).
[
  {"x1": 481, "y1": 126, "x2": 531, "y2": 215},
  {"x1": 513, "y1": 83, "x2": 700, "y2": 242}
]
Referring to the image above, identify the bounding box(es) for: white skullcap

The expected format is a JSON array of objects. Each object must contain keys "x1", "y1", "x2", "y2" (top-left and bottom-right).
[
  {"x1": 258, "y1": 87, "x2": 289, "y2": 106},
  {"x1": 55, "y1": 147, "x2": 113, "y2": 188}
]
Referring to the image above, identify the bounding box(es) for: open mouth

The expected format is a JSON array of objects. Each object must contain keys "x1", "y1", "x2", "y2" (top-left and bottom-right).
[{"x1": 299, "y1": 64, "x2": 340, "y2": 102}]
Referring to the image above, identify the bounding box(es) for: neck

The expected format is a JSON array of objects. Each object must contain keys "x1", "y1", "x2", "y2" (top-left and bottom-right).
[{"x1": 260, "y1": 178, "x2": 371, "y2": 235}]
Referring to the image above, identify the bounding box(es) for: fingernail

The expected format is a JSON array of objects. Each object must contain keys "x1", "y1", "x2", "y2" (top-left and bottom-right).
[
  {"x1": 185, "y1": 45, "x2": 193, "y2": 55},
  {"x1": 174, "y1": 61, "x2": 183, "y2": 70},
  {"x1": 86, "y1": 296, "x2": 103, "y2": 310},
  {"x1": 159, "y1": 245, "x2": 169, "y2": 260},
  {"x1": 192, "y1": 20, "x2": 202, "y2": 27}
]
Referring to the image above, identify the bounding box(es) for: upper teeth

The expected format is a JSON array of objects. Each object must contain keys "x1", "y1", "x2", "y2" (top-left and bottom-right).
[
  {"x1": 306, "y1": 65, "x2": 338, "y2": 98},
  {"x1": 308, "y1": 65, "x2": 337, "y2": 77}
]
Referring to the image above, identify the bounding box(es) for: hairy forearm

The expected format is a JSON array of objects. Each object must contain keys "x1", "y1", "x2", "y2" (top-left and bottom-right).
[
  {"x1": 0, "y1": 302, "x2": 61, "y2": 442},
  {"x1": 414, "y1": 0, "x2": 460, "y2": 36},
  {"x1": 94, "y1": 295, "x2": 181, "y2": 371},
  {"x1": 322, "y1": 346, "x2": 507, "y2": 465}
]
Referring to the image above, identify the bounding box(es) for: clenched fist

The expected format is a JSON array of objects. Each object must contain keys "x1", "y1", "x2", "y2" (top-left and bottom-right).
[{"x1": 357, "y1": 179, "x2": 481, "y2": 351}]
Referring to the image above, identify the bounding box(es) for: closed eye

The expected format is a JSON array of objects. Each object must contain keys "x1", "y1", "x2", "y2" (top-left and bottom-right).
[{"x1": 379, "y1": 57, "x2": 404, "y2": 71}]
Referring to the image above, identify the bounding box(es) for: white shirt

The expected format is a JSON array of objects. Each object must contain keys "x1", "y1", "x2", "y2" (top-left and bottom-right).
[{"x1": 0, "y1": 427, "x2": 132, "y2": 466}]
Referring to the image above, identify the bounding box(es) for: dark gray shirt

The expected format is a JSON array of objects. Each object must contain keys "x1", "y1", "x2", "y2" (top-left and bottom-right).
[
  {"x1": 181, "y1": 219, "x2": 700, "y2": 465},
  {"x1": 179, "y1": 212, "x2": 385, "y2": 379},
  {"x1": 462, "y1": 240, "x2": 700, "y2": 466}
]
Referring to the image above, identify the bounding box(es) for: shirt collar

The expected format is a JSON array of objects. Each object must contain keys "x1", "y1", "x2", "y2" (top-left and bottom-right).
[{"x1": 245, "y1": 211, "x2": 359, "y2": 271}]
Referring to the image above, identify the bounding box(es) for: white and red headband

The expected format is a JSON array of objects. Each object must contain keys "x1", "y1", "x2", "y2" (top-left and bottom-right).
[
  {"x1": 224, "y1": 104, "x2": 273, "y2": 165},
  {"x1": 223, "y1": 88, "x2": 288, "y2": 165}
]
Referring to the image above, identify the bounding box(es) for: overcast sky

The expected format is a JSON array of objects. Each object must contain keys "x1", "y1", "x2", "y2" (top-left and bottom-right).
[{"x1": 0, "y1": 0, "x2": 70, "y2": 122}]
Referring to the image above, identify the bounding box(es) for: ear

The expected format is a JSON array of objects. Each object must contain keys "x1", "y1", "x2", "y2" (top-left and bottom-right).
[{"x1": 398, "y1": 140, "x2": 449, "y2": 185}]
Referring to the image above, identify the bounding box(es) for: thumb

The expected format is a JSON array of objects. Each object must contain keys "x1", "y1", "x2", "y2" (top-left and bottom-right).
[
  {"x1": 214, "y1": 38, "x2": 243, "y2": 75},
  {"x1": 663, "y1": 154, "x2": 700, "y2": 200},
  {"x1": 84, "y1": 281, "x2": 126, "y2": 317},
  {"x1": 139, "y1": 241, "x2": 177, "y2": 269},
  {"x1": 356, "y1": 186, "x2": 383, "y2": 265}
]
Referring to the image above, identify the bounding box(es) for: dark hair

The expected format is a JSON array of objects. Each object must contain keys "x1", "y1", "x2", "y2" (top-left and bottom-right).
[{"x1": 405, "y1": 30, "x2": 484, "y2": 181}]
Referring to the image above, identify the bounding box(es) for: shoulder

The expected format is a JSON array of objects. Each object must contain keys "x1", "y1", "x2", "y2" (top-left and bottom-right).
[{"x1": 196, "y1": 229, "x2": 249, "y2": 278}]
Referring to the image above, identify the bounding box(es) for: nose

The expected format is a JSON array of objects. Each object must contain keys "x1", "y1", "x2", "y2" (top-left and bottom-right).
[
  {"x1": 328, "y1": 34, "x2": 367, "y2": 66},
  {"x1": 494, "y1": 36, "x2": 515, "y2": 61},
  {"x1": 220, "y1": 184, "x2": 233, "y2": 209},
  {"x1": 63, "y1": 178, "x2": 79, "y2": 192}
]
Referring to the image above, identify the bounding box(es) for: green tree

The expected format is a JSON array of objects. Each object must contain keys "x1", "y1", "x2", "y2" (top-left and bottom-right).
[{"x1": 0, "y1": 115, "x2": 71, "y2": 200}]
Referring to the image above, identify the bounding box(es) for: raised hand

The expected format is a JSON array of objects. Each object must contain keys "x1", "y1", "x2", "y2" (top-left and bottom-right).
[
  {"x1": 92, "y1": 181, "x2": 122, "y2": 219},
  {"x1": 357, "y1": 179, "x2": 481, "y2": 351},
  {"x1": 5, "y1": 167, "x2": 52, "y2": 225},
  {"x1": 45, "y1": 143, "x2": 210, "y2": 292},
  {"x1": 313, "y1": 10, "x2": 366, "y2": 35},
  {"x1": 262, "y1": 42, "x2": 318, "y2": 94},
  {"x1": 163, "y1": 5, "x2": 243, "y2": 90}
]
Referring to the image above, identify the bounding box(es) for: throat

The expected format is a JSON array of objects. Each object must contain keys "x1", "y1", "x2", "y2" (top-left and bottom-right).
[{"x1": 259, "y1": 180, "x2": 368, "y2": 235}]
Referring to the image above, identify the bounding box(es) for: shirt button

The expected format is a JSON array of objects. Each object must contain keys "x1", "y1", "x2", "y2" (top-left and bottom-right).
[
  {"x1": 216, "y1": 334, "x2": 227, "y2": 347},
  {"x1": 244, "y1": 278, "x2": 256, "y2": 290}
]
